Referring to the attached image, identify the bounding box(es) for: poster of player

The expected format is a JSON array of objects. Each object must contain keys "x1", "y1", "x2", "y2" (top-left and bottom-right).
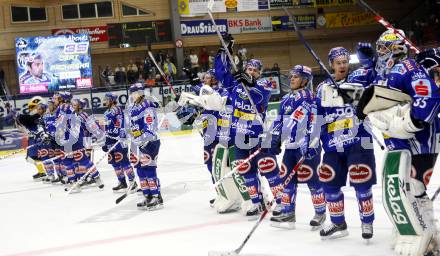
[{"x1": 15, "y1": 34, "x2": 93, "y2": 94}]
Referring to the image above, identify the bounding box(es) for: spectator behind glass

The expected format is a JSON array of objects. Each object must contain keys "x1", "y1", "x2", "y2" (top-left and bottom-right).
[
  {"x1": 184, "y1": 51, "x2": 192, "y2": 71},
  {"x1": 163, "y1": 57, "x2": 177, "y2": 82},
  {"x1": 101, "y1": 65, "x2": 113, "y2": 88},
  {"x1": 127, "y1": 60, "x2": 139, "y2": 84},
  {"x1": 114, "y1": 63, "x2": 127, "y2": 85},
  {"x1": 189, "y1": 49, "x2": 199, "y2": 74},
  {"x1": 199, "y1": 47, "x2": 209, "y2": 72},
  {"x1": 143, "y1": 56, "x2": 152, "y2": 80},
  {"x1": 271, "y1": 63, "x2": 281, "y2": 73}
]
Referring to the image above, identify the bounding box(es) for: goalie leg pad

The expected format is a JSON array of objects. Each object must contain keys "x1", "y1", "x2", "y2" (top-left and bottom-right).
[
  {"x1": 382, "y1": 150, "x2": 437, "y2": 256},
  {"x1": 211, "y1": 144, "x2": 245, "y2": 213}
]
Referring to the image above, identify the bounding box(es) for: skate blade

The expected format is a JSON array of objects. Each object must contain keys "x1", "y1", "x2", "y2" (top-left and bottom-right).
[
  {"x1": 321, "y1": 230, "x2": 349, "y2": 240},
  {"x1": 147, "y1": 204, "x2": 164, "y2": 211},
  {"x1": 208, "y1": 250, "x2": 238, "y2": 256},
  {"x1": 270, "y1": 221, "x2": 296, "y2": 230},
  {"x1": 217, "y1": 208, "x2": 240, "y2": 214},
  {"x1": 310, "y1": 224, "x2": 324, "y2": 231}
]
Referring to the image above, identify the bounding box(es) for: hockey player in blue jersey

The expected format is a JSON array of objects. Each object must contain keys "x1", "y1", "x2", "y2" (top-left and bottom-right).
[
  {"x1": 357, "y1": 30, "x2": 440, "y2": 256},
  {"x1": 314, "y1": 46, "x2": 377, "y2": 240},
  {"x1": 214, "y1": 35, "x2": 281, "y2": 218},
  {"x1": 127, "y1": 84, "x2": 163, "y2": 210},
  {"x1": 65, "y1": 98, "x2": 104, "y2": 190},
  {"x1": 268, "y1": 65, "x2": 326, "y2": 230},
  {"x1": 36, "y1": 100, "x2": 57, "y2": 183},
  {"x1": 103, "y1": 92, "x2": 137, "y2": 193}
]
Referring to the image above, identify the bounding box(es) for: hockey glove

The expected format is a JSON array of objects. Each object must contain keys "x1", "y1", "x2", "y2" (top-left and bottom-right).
[
  {"x1": 356, "y1": 42, "x2": 376, "y2": 68},
  {"x1": 183, "y1": 68, "x2": 201, "y2": 86},
  {"x1": 234, "y1": 72, "x2": 256, "y2": 87},
  {"x1": 218, "y1": 34, "x2": 234, "y2": 54},
  {"x1": 300, "y1": 139, "x2": 318, "y2": 160},
  {"x1": 416, "y1": 47, "x2": 440, "y2": 71}
]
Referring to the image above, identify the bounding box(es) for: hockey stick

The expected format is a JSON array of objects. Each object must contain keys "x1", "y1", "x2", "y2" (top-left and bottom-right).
[
  {"x1": 65, "y1": 140, "x2": 120, "y2": 194},
  {"x1": 430, "y1": 155, "x2": 440, "y2": 201},
  {"x1": 357, "y1": 0, "x2": 420, "y2": 54},
  {"x1": 148, "y1": 51, "x2": 177, "y2": 98},
  {"x1": 282, "y1": 7, "x2": 386, "y2": 150},
  {"x1": 212, "y1": 148, "x2": 262, "y2": 188},
  {"x1": 208, "y1": 138, "x2": 318, "y2": 256},
  {"x1": 207, "y1": 0, "x2": 263, "y2": 124}
]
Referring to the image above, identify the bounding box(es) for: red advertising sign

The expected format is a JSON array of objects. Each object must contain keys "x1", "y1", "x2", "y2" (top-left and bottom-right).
[{"x1": 52, "y1": 26, "x2": 108, "y2": 43}]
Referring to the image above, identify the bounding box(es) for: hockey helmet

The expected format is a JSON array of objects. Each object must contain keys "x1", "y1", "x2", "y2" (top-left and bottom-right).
[
  {"x1": 71, "y1": 98, "x2": 86, "y2": 109},
  {"x1": 245, "y1": 59, "x2": 263, "y2": 71},
  {"x1": 104, "y1": 92, "x2": 118, "y2": 102},
  {"x1": 328, "y1": 47, "x2": 350, "y2": 67},
  {"x1": 289, "y1": 65, "x2": 313, "y2": 81}
]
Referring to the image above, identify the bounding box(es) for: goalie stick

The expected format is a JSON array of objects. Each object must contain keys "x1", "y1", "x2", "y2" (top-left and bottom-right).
[
  {"x1": 208, "y1": 138, "x2": 319, "y2": 256},
  {"x1": 357, "y1": 0, "x2": 420, "y2": 54}
]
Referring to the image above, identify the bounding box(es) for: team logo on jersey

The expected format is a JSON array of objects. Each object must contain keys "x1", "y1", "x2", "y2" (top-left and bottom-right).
[
  {"x1": 140, "y1": 154, "x2": 152, "y2": 166},
  {"x1": 360, "y1": 198, "x2": 374, "y2": 217},
  {"x1": 318, "y1": 164, "x2": 335, "y2": 182},
  {"x1": 297, "y1": 164, "x2": 313, "y2": 182},
  {"x1": 114, "y1": 152, "x2": 123, "y2": 163},
  {"x1": 292, "y1": 107, "x2": 305, "y2": 121},
  {"x1": 348, "y1": 164, "x2": 372, "y2": 183},
  {"x1": 114, "y1": 119, "x2": 121, "y2": 128},
  {"x1": 233, "y1": 159, "x2": 251, "y2": 174},
  {"x1": 74, "y1": 151, "x2": 84, "y2": 161},
  {"x1": 145, "y1": 114, "x2": 153, "y2": 124},
  {"x1": 257, "y1": 157, "x2": 276, "y2": 173},
  {"x1": 203, "y1": 150, "x2": 210, "y2": 163},
  {"x1": 390, "y1": 64, "x2": 406, "y2": 75},
  {"x1": 423, "y1": 168, "x2": 433, "y2": 185},
  {"x1": 411, "y1": 79, "x2": 431, "y2": 97}
]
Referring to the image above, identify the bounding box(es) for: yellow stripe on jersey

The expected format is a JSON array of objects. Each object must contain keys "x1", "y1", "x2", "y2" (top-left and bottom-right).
[
  {"x1": 132, "y1": 130, "x2": 142, "y2": 137},
  {"x1": 328, "y1": 118, "x2": 353, "y2": 133},
  {"x1": 233, "y1": 109, "x2": 255, "y2": 121},
  {"x1": 217, "y1": 119, "x2": 230, "y2": 127}
]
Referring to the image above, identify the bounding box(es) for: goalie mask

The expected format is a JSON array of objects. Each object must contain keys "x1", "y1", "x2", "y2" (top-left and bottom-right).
[{"x1": 376, "y1": 29, "x2": 408, "y2": 75}]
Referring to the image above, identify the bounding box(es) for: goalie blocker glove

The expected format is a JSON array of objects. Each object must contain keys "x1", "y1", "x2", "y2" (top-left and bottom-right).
[{"x1": 416, "y1": 47, "x2": 440, "y2": 71}]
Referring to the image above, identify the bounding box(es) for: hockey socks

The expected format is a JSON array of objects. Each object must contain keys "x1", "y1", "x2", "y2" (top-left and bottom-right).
[
  {"x1": 355, "y1": 187, "x2": 374, "y2": 225},
  {"x1": 324, "y1": 188, "x2": 345, "y2": 225}
]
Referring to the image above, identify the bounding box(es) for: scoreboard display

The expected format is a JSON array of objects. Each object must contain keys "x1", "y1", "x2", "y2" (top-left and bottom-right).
[{"x1": 108, "y1": 20, "x2": 172, "y2": 47}]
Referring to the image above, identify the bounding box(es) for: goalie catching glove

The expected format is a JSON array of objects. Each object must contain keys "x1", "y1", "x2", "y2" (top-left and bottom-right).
[
  {"x1": 319, "y1": 82, "x2": 364, "y2": 107},
  {"x1": 367, "y1": 103, "x2": 423, "y2": 139}
]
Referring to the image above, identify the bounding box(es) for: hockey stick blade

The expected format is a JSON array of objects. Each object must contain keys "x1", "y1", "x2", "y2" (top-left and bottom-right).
[
  {"x1": 115, "y1": 180, "x2": 137, "y2": 204},
  {"x1": 208, "y1": 250, "x2": 238, "y2": 256}
]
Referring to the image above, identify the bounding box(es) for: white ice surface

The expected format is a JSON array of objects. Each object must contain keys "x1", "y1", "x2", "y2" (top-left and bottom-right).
[{"x1": 0, "y1": 132, "x2": 439, "y2": 256}]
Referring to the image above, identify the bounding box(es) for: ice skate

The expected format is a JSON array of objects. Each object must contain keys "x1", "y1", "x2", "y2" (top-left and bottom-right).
[
  {"x1": 42, "y1": 175, "x2": 55, "y2": 184},
  {"x1": 137, "y1": 194, "x2": 152, "y2": 209},
  {"x1": 245, "y1": 202, "x2": 265, "y2": 220},
  {"x1": 361, "y1": 222, "x2": 373, "y2": 240},
  {"x1": 320, "y1": 222, "x2": 349, "y2": 240},
  {"x1": 32, "y1": 172, "x2": 46, "y2": 181},
  {"x1": 310, "y1": 213, "x2": 326, "y2": 231},
  {"x1": 270, "y1": 211, "x2": 296, "y2": 230},
  {"x1": 147, "y1": 194, "x2": 164, "y2": 211},
  {"x1": 112, "y1": 180, "x2": 127, "y2": 193}
]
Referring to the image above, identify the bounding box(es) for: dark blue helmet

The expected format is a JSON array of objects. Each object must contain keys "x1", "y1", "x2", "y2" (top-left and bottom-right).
[
  {"x1": 289, "y1": 65, "x2": 313, "y2": 81},
  {"x1": 105, "y1": 92, "x2": 117, "y2": 102},
  {"x1": 328, "y1": 47, "x2": 350, "y2": 67}
]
